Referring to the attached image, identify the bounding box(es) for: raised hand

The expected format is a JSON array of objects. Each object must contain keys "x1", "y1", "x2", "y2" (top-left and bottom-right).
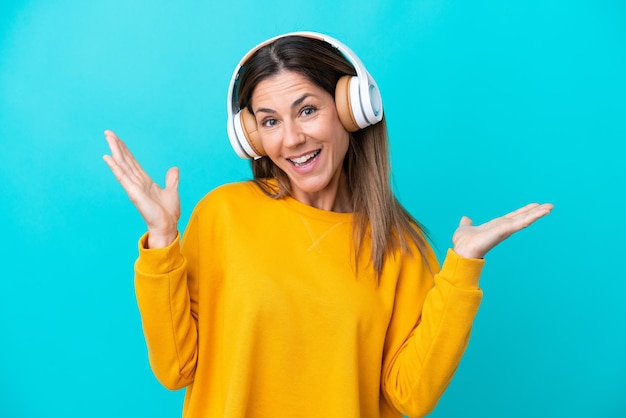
[
  {"x1": 102, "y1": 130, "x2": 180, "y2": 248},
  {"x1": 452, "y1": 203, "x2": 553, "y2": 259}
]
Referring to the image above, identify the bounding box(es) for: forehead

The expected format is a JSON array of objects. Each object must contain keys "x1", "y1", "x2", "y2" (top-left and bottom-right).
[{"x1": 251, "y1": 70, "x2": 328, "y2": 108}]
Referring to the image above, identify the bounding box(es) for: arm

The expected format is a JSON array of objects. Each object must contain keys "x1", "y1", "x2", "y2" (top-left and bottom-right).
[
  {"x1": 381, "y1": 248, "x2": 483, "y2": 417},
  {"x1": 103, "y1": 130, "x2": 198, "y2": 388},
  {"x1": 382, "y1": 203, "x2": 553, "y2": 416},
  {"x1": 134, "y1": 223, "x2": 200, "y2": 390}
]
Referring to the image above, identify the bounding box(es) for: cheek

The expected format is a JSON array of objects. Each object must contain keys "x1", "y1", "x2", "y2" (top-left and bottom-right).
[
  {"x1": 331, "y1": 126, "x2": 350, "y2": 156},
  {"x1": 337, "y1": 134, "x2": 350, "y2": 160},
  {"x1": 314, "y1": 117, "x2": 349, "y2": 149},
  {"x1": 258, "y1": 130, "x2": 281, "y2": 156}
]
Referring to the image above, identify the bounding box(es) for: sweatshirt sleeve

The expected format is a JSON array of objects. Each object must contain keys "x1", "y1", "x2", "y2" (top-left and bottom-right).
[
  {"x1": 381, "y1": 248, "x2": 484, "y2": 417},
  {"x1": 134, "y1": 213, "x2": 201, "y2": 390}
]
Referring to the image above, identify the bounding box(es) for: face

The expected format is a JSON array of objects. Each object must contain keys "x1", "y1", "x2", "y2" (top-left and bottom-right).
[{"x1": 251, "y1": 70, "x2": 351, "y2": 212}]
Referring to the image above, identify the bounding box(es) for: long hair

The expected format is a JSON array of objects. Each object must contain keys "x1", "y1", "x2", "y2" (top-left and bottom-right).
[{"x1": 236, "y1": 35, "x2": 430, "y2": 276}]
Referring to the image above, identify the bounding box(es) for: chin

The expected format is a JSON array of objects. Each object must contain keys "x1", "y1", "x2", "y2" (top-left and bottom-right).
[{"x1": 291, "y1": 177, "x2": 333, "y2": 194}]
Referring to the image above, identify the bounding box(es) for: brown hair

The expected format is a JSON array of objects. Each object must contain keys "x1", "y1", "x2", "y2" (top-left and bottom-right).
[{"x1": 236, "y1": 35, "x2": 430, "y2": 276}]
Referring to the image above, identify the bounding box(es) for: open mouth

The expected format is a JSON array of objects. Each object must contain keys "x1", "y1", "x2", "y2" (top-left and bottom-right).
[{"x1": 288, "y1": 149, "x2": 321, "y2": 167}]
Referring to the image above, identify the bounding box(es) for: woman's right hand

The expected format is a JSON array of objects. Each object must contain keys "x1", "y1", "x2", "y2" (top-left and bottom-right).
[{"x1": 102, "y1": 130, "x2": 180, "y2": 248}]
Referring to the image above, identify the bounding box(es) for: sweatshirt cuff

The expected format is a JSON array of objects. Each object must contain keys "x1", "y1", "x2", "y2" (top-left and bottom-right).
[
  {"x1": 438, "y1": 249, "x2": 485, "y2": 290},
  {"x1": 135, "y1": 232, "x2": 184, "y2": 275}
]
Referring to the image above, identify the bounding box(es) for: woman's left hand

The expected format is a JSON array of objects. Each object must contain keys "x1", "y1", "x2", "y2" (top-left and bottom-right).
[{"x1": 452, "y1": 203, "x2": 554, "y2": 259}]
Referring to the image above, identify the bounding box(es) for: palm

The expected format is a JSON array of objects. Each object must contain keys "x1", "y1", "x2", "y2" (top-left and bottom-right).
[
  {"x1": 103, "y1": 130, "x2": 180, "y2": 246},
  {"x1": 452, "y1": 203, "x2": 553, "y2": 259}
]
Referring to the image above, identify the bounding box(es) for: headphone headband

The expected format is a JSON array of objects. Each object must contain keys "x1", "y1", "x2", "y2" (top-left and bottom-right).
[{"x1": 226, "y1": 31, "x2": 383, "y2": 159}]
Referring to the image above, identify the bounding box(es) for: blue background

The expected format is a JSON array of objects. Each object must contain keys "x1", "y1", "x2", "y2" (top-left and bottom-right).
[{"x1": 1, "y1": 0, "x2": 624, "y2": 417}]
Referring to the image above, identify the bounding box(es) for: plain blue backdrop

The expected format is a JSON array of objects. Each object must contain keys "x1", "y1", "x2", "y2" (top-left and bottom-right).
[{"x1": 1, "y1": 0, "x2": 624, "y2": 417}]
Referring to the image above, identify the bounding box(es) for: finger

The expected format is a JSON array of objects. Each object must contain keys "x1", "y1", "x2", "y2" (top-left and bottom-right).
[
  {"x1": 104, "y1": 130, "x2": 122, "y2": 158},
  {"x1": 104, "y1": 139, "x2": 139, "y2": 188},
  {"x1": 165, "y1": 167, "x2": 179, "y2": 191},
  {"x1": 538, "y1": 203, "x2": 554, "y2": 212},
  {"x1": 104, "y1": 131, "x2": 133, "y2": 172},
  {"x1": 103, "y1": 153, "x2": 134, "y2": 191},
  {"x1": 116, "y1": 139, "x2": 146, "y2": 179},
  {"x1": 104, "y1": 131, "x2": 146, "y2": 181},
  {"x1": 511, "y1": 203, "x2": 553, "y2": 222},
  {"x1": 523, "y1": 203, "x2": 553, "y2": 223},
  {"x1": 502, "y1": 203, "x2": 540, "y2": 219},
  {"x1": 102, "y1": 152, "x2": 125, "y2": 180},
  {"x1": 102, "y1": 154, "x2": 142, "y2": 193},
  {"x1": 459, "y1": 216, "x2": 473, "y2": 227},
  {"x1": 102, "y1": 154, "x2": 119, "y2": 176},
  {"x1": 104, "y1": 129, "x2": 118, "y2": 142},
  {"x1": 508, "y1": 203, "x2": 553, "y2": 231},
  {"x1": 104, "y1": 129, "x2": 125, "y2": 153},
  {"x1": 103, "y1": 139, "x2": 149, "y2": 198}
]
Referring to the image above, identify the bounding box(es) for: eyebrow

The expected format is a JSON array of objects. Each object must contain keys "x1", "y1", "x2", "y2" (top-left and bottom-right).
[{"x1": 254, "y1": 93, "x2": 315, "y2": 115}]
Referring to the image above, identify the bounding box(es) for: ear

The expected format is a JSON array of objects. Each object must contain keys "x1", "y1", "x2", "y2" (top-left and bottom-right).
[
  {"x1": 240, "y1": 107, "x2": 266, "y2": 157},
  {"x1": 335, "y1": 75, "x2": 361, "y2": 132}
]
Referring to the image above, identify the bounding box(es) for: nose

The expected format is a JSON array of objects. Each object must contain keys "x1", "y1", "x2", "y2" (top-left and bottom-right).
[{"x1": 283, "y1": 120, "x2": 306, "y2": 148}]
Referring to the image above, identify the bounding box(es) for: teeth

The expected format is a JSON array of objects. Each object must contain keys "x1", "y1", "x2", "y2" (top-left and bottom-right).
[{"x1": 290, "y1": 150, "x2": 319, "y2": 165}]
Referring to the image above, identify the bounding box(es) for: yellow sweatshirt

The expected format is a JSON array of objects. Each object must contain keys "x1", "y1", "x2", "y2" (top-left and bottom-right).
[{"x1": 134, "y1": 181, "x2": 484, "y2": 418}]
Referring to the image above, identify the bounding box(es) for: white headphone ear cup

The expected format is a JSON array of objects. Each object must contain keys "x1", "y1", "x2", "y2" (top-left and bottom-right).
[
  {"x1": 335, "y1": 75, "x2": 361, "y2": 132},
  {"x1": 360, "y1": 77, "x2": 383, "y2": 124},
  {"x1": 347, "y1": 76, "x2": 370, "y2": 129},
  {"x1": 230, "y1": 112, "x2": 248, "y2": 159}
]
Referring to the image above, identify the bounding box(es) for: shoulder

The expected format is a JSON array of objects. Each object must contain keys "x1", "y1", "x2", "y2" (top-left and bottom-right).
[
  {"x1": 183, "y1": 180, "x2": 281, "y2": 239},
  {"x1": 193, "y1": 181, "x2": 263, "y2": 214},
  {"x1": 205, "y1": 180, "x2": 261, "y2": 201}
]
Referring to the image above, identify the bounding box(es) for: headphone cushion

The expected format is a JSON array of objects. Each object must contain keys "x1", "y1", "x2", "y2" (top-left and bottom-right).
[
  {"x1": 335, "y1": 75, "x2": 361, "y2": 132},
  {"x1": 240, "y1": 107, "x2": 266, "y2": 157}
]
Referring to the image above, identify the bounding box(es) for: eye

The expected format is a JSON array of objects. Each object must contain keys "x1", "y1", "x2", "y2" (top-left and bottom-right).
[
  {"x1": 261, "y1": 118, "x2": 278, "y2": 128},
  {"x1": 300, "y1": 106, "x2": 317, "y2": 117}
]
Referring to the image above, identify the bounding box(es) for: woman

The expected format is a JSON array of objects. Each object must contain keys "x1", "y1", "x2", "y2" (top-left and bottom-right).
[{"x1": 103, "y1": 32, "x2": 552, "y2": 418}]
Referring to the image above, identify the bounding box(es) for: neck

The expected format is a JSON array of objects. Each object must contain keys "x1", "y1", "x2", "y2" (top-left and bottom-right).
[{"x1": 292, "y1": 172, "x2": 352, "y2": 213}]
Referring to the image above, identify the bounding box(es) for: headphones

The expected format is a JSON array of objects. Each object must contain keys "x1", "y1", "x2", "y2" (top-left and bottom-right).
[{"x1": 226, "y1": 31, "x2": 384, "y2": 159}]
